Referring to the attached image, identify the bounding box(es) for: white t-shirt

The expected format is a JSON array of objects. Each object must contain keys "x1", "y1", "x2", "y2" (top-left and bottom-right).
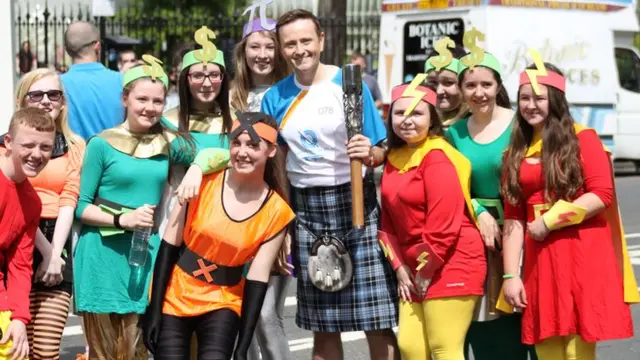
[
  {"x1": 261, "y1": 66, "x2": 386, "y2": 188},
  {"x1": 247, "y1": 85, "x2": 271, "y2": 112}
]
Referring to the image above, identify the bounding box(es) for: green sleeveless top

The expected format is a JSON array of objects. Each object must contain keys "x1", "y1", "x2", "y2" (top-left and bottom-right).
[{"x1": 445, "y1": 117, "x2": 513, "y2": 219}]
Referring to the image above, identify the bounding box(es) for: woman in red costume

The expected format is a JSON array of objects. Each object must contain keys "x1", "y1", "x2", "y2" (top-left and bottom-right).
[
  {"x1": 140, "y1": 112, "x2": 295, "y2": 360},
  {"x1": 501, "y1": 56, "x2": 639, "y2": 359},
  {"x1": 378, "y1": 80, "x2": 486, "y2": 360}
]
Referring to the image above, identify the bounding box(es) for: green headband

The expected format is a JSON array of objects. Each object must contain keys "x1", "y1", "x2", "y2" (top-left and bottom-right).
[
  {"x1": 123, "y1": 55, "x2": 169, "y2": 89},
  {"x1": 425, "y1": 57, "x2": 461, "y2": 75},
  {"x1": 181, "y1": 49, "x2": 226, "y2": 71},
  {"x1": 457, "y1": 52, "x2": 502, "y2": 77}
]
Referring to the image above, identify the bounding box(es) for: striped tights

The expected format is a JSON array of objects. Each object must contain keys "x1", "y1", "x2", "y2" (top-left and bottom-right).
[{"x1": 27, "y1": 289, "x2": 71, "y2": 360}]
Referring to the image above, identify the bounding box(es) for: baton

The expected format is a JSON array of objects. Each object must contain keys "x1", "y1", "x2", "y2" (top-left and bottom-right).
[{"x1": 342, "y1": 64, "x2": 365, "y2": 229}]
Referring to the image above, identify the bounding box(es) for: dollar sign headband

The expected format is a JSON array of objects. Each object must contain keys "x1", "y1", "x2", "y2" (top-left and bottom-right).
[
  {"x1": 123, "y1": 54, "x2": 169, "y2": 88},
  {"x1": 391, "y1": 74, "x2": 437, "y2": 116},
  {"x1": 182, "y1": 26, "x2": 226, "y2": 71},
  {"x1": 425, "y1": 37, "x2": 461, "y2": 74},
  {"x1": 519, "y1": 48, "x2": 566, "y2": 94},
  {"x1": 457, "y1": 27, "x2": 502, "y2": 76},
  {"x1": 230, "y1": 111, "x2": 278, "y2": 144}
]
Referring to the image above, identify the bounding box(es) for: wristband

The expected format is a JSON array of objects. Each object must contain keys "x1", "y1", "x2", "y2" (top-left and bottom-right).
[
  {"x1": 113, "y1": 213, "x2": 124, "y2": 229},
  {"x1": 502, "y1": 273, "x2": 516, "y2": 279},
  {"x1": 541, "y1": 200, "x2": 587, "y2": 231}
]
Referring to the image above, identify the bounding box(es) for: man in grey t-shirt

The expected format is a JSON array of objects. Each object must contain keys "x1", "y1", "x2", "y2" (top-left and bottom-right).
[{"x1": 350, "y1": 51, "x2": 383, "y2": 110}]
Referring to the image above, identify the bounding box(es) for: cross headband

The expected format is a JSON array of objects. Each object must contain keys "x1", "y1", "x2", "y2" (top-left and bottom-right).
[
  {"x1": 391, "y1": 77, "x2": 437, "y2": 115},
  {"x1": 123, "y1": 54, "x2": 169, "y2": 89},
  {"x1": 519, "y1": 48, "x2": 566, "y2": 94},
  {"x1": 230, "y1": 111, "x2": 278, "y2": 144}
]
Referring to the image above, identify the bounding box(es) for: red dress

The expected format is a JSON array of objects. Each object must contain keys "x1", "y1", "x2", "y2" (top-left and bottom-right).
[
  {"x1": 381, "y1": 146, "x2": 486, "y2": 302},
  {"x1": 504, "y1": 129, "x2": 634, "y2": 344}
]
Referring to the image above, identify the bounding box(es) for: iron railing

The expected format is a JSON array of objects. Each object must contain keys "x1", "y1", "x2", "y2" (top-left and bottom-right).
[{"x1": 14, "y1": 2, "x2": 381, "y2": 75}]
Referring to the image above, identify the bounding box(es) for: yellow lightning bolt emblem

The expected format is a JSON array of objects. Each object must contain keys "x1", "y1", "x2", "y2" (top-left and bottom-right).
[
  {"x1": 525, "y1": 48, "x2": 547, "y2": 96},
  {"x1": 416, "y1": 251, "x2": 429, "y2": 271},
  {"x1": 401, "y1": 73, "x2": 428, "y2": 116},
  {"x1": 378, "y1": 240, "x2": 395, "y2": 261}
]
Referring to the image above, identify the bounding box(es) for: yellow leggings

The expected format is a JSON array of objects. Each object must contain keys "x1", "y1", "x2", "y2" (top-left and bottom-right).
[
  {"x1": 534, "y1": 335, "x2": 596, "y2": 360},
  {"x1": 397, "y1": 295, "x2": 478, "y2": 360}
]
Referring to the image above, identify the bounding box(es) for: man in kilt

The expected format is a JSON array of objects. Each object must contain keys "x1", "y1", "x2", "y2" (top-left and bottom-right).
[{"x1": 261, "y1": 9, "x2": 399, "y2": 360}]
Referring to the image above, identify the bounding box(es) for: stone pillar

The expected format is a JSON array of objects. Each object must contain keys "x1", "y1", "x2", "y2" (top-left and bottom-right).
[{"x1": 0, "y1": 0, "x2": 16, "y2": 132}]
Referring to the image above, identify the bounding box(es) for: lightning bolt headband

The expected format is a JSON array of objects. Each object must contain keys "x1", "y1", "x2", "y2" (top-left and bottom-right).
[
  {"x1": 181, "y1": 26, "x2": 226, "y2": 71},
  {"x1": 230, "y1": 111, "x2": 278, "y2": 144},
  {"x1": 123, "y1": 54, "x2": 169, "y2": 89},
  {"x1": 391, "y1": 74, "x2": 437, "y2": 115},
  {"x1": 519, "y1": 48, "x2": 566, "y2": 94}
]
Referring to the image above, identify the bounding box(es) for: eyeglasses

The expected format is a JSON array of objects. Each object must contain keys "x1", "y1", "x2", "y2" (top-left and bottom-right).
[
  {"x1": 26, "y1": 90, "x2": 63, "y2": 102},
  {"x1": 188, "y1": 72, "x2": 223, "y2": 84}
]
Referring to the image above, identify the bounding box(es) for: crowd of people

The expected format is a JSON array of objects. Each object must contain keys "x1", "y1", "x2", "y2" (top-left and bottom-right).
[{"x1": 0, "y1": 5, "x2": 638, "y2": 360}]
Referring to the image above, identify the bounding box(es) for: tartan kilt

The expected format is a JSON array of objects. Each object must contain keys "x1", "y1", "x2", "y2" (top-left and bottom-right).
[{"x1": 291, "y1": 175, "x2": 398, "y2": 332}]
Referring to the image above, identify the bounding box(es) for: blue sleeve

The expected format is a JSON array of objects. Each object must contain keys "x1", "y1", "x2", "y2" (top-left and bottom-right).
[
  {"x1": 361, "y1": 82, "x2": 387, "y2": 146},
  {"x1": 261, "y1": 88, "x2": 288, "y2": 147}
]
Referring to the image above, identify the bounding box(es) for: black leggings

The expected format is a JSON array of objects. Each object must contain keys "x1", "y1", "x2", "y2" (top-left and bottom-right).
[{"x1": 155, "y1": 308, "x2": 240, "y2": 360}]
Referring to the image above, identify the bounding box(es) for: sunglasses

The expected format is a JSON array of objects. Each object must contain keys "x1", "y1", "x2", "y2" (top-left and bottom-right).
[{"x1": 26, "y1": 90, "x2": 63, "y2": 102}]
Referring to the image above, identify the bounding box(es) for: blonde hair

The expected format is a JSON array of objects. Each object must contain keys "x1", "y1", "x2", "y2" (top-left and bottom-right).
[
  {"x1": 230, "y1": 31, "x2": 290, "y2": 111},
  {"x1": 15, "y1": 68, "x2": 78, "y2": 144}
]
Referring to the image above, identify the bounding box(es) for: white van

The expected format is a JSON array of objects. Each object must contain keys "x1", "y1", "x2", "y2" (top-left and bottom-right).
[{"x1": 378, "y1": 0, "x2": 640, "y2": 168}]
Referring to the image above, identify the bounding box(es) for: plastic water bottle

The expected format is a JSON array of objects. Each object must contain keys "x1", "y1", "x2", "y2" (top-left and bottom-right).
[{"x1": 129, "y1": 226, "x2": 151, "y2": 267}]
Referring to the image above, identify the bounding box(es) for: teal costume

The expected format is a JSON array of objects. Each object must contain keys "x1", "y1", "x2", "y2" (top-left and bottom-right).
[
  {"x1": 155, "y1": 107, "x2": 230, "y2": 239},
  {"x1": 74, "y1": 123, "x2": 229, "y2": 314},
  {"x1": 73, "y1": 129, "x2": 174, "y2": 314},
  {"x1": 161, "y1": 107, "x2": 230, "y2": 163},
  {"x1": 446, "y1": 117, "x2": 537, "y2": 360}
]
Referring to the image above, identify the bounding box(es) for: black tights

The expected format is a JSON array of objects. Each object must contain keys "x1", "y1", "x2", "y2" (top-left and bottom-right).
[{"x1": 155, "y1": 308, "x2": 240, "y2": 360}]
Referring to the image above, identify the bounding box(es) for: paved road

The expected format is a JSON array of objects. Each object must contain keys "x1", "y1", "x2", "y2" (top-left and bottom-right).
[{"x1": 60, "y1": 174, "x2": 640, "y2": 359}]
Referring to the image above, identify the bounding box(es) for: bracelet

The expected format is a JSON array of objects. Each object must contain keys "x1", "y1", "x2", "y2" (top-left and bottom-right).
[
  {"x1": 502, "y1": 273, "x2": 517, "y2": 279},
  {"x1": 113, "y1": 213, "x2": 124, "y2": 229}
]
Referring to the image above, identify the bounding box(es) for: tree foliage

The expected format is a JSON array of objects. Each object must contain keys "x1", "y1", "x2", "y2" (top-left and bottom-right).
[{"x1": 112, "y1": 0, "x2": 249, "y2": 67}]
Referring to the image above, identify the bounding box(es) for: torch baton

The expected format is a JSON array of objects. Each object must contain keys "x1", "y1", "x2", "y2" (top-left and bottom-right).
[{"x1": 342, "y1": 64, "x2": 365, "y2": 229}]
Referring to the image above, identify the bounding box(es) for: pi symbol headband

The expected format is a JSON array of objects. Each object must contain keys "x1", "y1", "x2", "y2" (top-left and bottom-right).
[
  {"x1": 519, "y1": 48, "x2": 566, "y2": 94},
  {"x1": 243, "y1": 0, "x2": 276, "y2": 36},
  {"x1": 123, "y1": 54, "x2": 169, "y2": 89},
  {"x1": 230, "y1": 111, "x2": 278, "y2": 144}
]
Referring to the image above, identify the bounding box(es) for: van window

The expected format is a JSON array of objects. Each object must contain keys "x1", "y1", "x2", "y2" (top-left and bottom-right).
[{"x1": 615, "y1": 47, "x2": 640, "y2": 93}]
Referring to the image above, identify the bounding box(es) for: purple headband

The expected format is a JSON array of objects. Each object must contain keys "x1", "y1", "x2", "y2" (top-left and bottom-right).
[{"x1": 242, "y1": 17, "x2": 277, "y2": 39}]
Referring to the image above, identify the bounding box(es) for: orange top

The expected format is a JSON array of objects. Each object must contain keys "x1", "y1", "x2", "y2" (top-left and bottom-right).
[
  {"x1": 0, "y1": 135, "x2": 85, "y2": 218},
  {"x1": 162, "y1": 170, "x2": 295, "y2": 317}
]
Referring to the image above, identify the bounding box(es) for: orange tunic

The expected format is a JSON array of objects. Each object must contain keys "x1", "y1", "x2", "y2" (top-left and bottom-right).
[{"x1": 162, "y1": 170, "x2": 295, "y2": 317}]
